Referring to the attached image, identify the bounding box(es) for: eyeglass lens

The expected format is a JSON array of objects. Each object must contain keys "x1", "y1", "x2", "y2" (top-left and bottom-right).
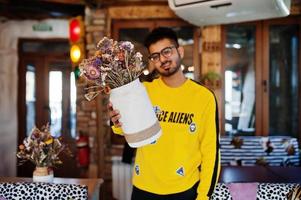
[{"x1": 150, "y1": 46, "x2": 174, "y2": 62}]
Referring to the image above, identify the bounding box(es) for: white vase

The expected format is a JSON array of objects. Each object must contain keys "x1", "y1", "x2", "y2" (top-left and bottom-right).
[
  {"x1": 33, "y1": 167, "x2": 54, "y2": 183},
  {"x1": 109, "y1": 79, "x2": 162, "y2": 147}
]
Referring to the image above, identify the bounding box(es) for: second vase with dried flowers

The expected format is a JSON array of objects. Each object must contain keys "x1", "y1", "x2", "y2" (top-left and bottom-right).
[
  {"x1": 33, "y1": 166, "x2": 54, "y2": 183},
  {"x1": 17, "y1": 123, "x2": 72, "y2": 183}
]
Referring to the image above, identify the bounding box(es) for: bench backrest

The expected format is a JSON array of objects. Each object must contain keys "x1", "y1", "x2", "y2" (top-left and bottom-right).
[{"x1": 220, "y1": 136, "x2": 300, "y2": 166}]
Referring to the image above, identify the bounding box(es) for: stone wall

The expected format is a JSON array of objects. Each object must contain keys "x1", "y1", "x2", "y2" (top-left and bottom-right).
[{"x1": 77, "y1": 7, "x2": 114, "y2": 199}]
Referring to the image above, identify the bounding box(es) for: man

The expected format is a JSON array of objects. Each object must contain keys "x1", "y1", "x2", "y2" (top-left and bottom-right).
[{"x1": 109, "y1": 27, "x2": 220, "y2": 200}]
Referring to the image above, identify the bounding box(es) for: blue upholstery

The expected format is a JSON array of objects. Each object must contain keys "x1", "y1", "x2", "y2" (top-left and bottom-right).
[{"x1": 220, "y1": 136, "x2": 300, "y2": 166}]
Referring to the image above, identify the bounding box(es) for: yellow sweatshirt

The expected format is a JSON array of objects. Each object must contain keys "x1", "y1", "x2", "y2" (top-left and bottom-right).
[{"x1": 113, "y1": 78, "x2": 220, "y2": 199}]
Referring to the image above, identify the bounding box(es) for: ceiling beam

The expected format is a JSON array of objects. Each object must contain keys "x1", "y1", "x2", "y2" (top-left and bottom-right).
[
  {"x1": 38, "y1": 0, "x2": 86, "y2": 5},
  {"x1": 0, "y1": 0, "x2": 85, "y2": 19},
  {"x1": 92, "y1": 0, "x2": 167, "y2": 7}
]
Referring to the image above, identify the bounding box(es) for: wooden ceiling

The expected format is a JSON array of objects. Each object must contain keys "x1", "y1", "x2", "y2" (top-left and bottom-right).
[
  {"x1": 0, "y1": 0, "x2": 167, "y2": 20},
  {"x1": 0, "y1": 0, "x2": 85, "y2": 20},
  {"x1": 1, "y1": 0, "x2": 301, "y2": 21}
]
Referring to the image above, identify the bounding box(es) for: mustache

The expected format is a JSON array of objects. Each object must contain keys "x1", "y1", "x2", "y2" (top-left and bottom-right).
[{"x1": 160, "y1": 60, "x2": 171, "y2": 68}]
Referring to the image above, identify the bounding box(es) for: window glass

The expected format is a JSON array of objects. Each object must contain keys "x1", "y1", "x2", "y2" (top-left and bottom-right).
[{"x1": 224, "y1": 25, "x2": 256, "y2": 136}]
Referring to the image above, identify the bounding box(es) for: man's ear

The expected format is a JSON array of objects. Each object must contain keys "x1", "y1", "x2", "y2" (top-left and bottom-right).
[{"x1": 177, "y1": 46, "x2": 184, "y2": 59}]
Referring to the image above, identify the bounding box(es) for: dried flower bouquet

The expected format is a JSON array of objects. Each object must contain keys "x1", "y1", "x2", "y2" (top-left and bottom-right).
[
  {"x1": 17, "y1": 123, "x2": 71, "y2": 167},
  {"x1": 79, "y1": 37, "x2": 145, "y2": 100}
]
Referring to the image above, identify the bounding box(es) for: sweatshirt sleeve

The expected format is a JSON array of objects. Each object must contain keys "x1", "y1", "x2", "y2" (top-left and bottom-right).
[
  {"x1": 196, "y1": 94, "x2": 220, "y2": 200},
  {"x1": 111, "y1": 125, "x2": 124, "y2": 135}
]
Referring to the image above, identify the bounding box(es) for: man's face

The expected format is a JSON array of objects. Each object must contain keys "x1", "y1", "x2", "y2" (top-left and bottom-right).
[{"x1": 148, "y1": 38, "x2": 184, "y2": 77}]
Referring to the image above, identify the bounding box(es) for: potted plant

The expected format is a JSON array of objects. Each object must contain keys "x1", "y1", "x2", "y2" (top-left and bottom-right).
[
  {"x1": 16, "y1": 123, "x2": 71, "y2": 182},
  {"x1": 201, "y1": 71, "x2": 221, "y2": 90}
]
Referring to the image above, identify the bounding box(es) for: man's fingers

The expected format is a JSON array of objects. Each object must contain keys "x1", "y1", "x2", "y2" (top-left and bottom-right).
[
  {"x1": 111, "y1": 113, "x2": 122, "y2": 127},
  {"x1": 112, "y1": 115, "x2": 122, "y2": 127},
  {"x1": 107, "y1": 102, "x2": 113, "y2": 111},
  {"x1": 109, "y1": 109, "x2": 120, "y2": 118},
  {"x1": 107, "y1": 102, "x2": 122, "y2": 127}
]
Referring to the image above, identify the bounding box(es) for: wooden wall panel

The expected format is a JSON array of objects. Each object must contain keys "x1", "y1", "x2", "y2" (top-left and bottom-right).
[
  {"x1": 201, "y1": 25, "x2": 222, "y2": 74},
  {"x1": 201, "y1": 25, "x2": 222, "y2": 132},
  {"x1": 108, "y1": 5, "x2": 177, "y2": 19}
]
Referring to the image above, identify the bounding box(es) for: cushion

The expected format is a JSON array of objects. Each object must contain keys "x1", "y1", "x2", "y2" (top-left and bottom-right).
[
  {"x1": 227, "y1": 182, "x2": 258, "y2": 200},
  {"x1": 211, "y1": 183, "x2": 301, "y2": 200},
  {"x1": 0, "y1": 182, "x2": 88, "y2": 200},
  {"x1": 210, "y1": 183, "x2": 232, "y2": 200},
  {"x1": 255, "y1": 183, "x2": 297, "y2": 200},
  {"x1": 287, "y1": 185, "x2": 301, "y2": 200}
]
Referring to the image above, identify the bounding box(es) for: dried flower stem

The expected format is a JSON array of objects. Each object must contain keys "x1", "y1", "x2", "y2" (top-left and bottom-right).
[{"x1": 124, "y1": 51, "x2": 132, "y2": 82}]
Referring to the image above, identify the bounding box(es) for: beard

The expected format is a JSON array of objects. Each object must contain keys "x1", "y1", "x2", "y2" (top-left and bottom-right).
[{"x1": 157, "y1": 59, "x2": 181, "y2": 77}]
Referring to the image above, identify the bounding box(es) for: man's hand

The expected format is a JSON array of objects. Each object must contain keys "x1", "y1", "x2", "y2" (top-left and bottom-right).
[{"x1": 107, "y1": 102, "x2": 122, "y2": 127}]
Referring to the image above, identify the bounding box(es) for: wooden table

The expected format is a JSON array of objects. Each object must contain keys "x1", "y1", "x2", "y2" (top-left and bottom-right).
[
  {"x1": 0, "y1": 177, "x2": 103, "y2": 200},
  {"x1": 219, "y1": 166, "x2": 301, "y2": 183}
]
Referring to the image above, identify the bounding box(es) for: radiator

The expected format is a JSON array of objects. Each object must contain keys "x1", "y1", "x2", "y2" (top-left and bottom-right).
[{"x1": 112, "y1": 156, "x2": 133, "y2": 200}]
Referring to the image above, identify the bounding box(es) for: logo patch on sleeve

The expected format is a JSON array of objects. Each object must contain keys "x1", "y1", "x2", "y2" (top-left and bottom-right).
[
  {"x1": 189, "y1": 122, "x2": 196, "y2": 133},
  {"x1": 135, "y1": 165, "x2": 140, "y2": 175},
  {"x1": 176, "y1": 167, "x2": 185, "y2": 176},
  {"x1": 153, "y1": 106, "x2": 161, "y2": 115},
  {"x1": 150, "y1": 140, "x2": 157, "y2": 144}
]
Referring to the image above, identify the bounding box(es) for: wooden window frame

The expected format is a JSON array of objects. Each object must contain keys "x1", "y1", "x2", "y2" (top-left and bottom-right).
[{"x1": 262, "y1": 17, "x2": 301, "y2": 139}]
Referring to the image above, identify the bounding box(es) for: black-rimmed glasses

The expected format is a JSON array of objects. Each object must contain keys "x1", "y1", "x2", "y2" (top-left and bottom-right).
[{"x1": 148, "y1": 46, "x2": 176, "y2": 62}]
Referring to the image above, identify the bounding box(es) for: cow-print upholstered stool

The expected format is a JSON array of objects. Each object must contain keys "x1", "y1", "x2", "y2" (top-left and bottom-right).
[{"x1": 0, "y1": 182, "x2": 88, "y2": 200}]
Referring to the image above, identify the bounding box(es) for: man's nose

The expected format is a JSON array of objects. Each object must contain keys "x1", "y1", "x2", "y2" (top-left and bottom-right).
[{"x1": 159, "y1": 53, "x2": 168, "y2": 63}]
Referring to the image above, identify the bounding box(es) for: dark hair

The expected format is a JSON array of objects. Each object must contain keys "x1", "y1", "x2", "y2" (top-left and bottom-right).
[{"x1": 144, "y1": 27, "x2": 179, "y2": 49}]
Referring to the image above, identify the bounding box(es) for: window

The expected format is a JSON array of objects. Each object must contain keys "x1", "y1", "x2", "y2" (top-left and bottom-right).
[
  {"x1": 224, "y1": 25, "x2": 256, "y2": 136},
  {"x1": 223, "y1": 17, "x2": 301, "y2": 140}
]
